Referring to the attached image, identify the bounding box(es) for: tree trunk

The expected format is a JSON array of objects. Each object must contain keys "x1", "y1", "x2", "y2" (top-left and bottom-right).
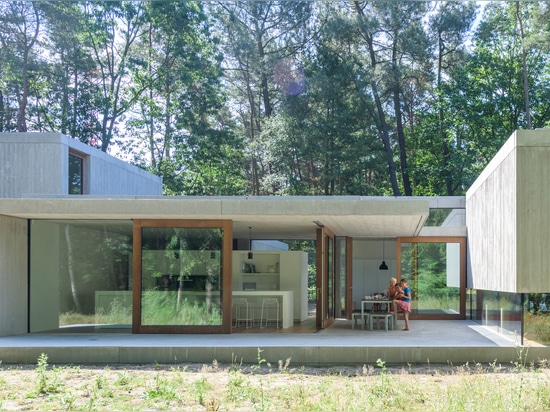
[
  {"x1": 353, "y1": 2, "x2": 401, "y2": 196},
  {"x1": 64, "y1": 225, "x2": 82, "y2": 313},
  {"x1": 516, "y1": 1, "x2": 531, "y2": 129},
  {"x1": 16, "y1": 3, "x2": 40, "y2": 132},
  {"x1": 438, "y1": 31, "x2": 454, "y2": 196}
]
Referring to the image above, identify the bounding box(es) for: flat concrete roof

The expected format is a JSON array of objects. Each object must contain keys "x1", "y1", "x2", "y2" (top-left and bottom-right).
[{"x1": 0, "y1": 196, "x2": 464, "y2": 239}]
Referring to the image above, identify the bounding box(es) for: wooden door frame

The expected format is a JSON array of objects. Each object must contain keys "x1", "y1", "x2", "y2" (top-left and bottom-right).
[
  {"x1": 345, "y1": 237, "x2": 353, "y2": 319},
  {"x1": 316, "y1": 226, "x2": 335, "y2": 329}
]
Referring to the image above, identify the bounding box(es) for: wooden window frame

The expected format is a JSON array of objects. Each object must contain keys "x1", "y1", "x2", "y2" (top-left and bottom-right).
[
  {"x1": 397, "y1": 236, "x2": 467, "y2": 320},
  {"x1": 132, "y1": 219, "x2": 233, "y2": 334}
]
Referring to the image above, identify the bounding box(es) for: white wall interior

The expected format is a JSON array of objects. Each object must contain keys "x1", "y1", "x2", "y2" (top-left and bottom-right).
[{"x1": 352, "y1": 239, "x2": 396, "y2": 310}]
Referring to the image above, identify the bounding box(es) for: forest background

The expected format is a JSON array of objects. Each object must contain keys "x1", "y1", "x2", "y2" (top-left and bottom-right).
[{"x1": 1, "y1": 0, "x2": 550, "y2": 198}]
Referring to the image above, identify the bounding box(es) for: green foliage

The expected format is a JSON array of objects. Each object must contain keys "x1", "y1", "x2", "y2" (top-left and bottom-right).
[
  {"x1": 524, "y1": 312, "x2": 550, "y2": 345},
  {"x1": 3, "y1": 2, "x2": 550, "y2": 196},
  {"x1": 141, "y1": 291, "x2": 222, "y2": 326}
]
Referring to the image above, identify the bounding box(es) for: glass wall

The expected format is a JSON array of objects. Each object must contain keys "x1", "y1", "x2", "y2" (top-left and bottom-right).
[
  {"x1": 524, "y1": 293, "x2": 550, "y2": 345},
  {"x1": 326, "y1": 236, "x2": 334, "y2": 321},
  {"x1": 399, "y1": 238, "x2": 465, "y2": 318},
  {"x1": 471, "y1": 290, "x2": 550, "y2": 346},
  {"x1": 334, "y1": 237, "x2": 347, "y2": 318},
  {"x1": 473, "y1": 290, "x2": 522, "y2": 342},
  {"x1": 140, "y1": 227, "x2": 223, "y2": 327},
  {"x1": 29, "y1": 220, "x2": 133, "y2": 332}
]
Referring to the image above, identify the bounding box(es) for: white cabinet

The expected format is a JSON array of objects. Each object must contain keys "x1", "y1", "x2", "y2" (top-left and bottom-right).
[
  {"x1": 232, "y1": 251, "x2": 308, "y2": 322},
  {"x1": 280, "y1": 252, "x2": 308, "y2": 322}
]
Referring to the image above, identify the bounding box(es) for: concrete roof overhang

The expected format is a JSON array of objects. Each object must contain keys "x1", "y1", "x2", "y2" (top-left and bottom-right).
[{"x1": 0, "y1": 196, "x2": 430, "y2": 240}]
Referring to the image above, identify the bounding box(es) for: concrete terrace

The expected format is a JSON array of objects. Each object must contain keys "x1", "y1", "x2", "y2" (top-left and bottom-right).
[{"x1": 0, "y1": 320, "x2": 547, "y2": 366}]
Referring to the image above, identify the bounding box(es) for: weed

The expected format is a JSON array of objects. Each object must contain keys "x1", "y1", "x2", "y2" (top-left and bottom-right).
[
  {"x1": 513, "y1": 343, "x2": 529, "y2": 371},
  {"x1": 205, "y1": 397, "x2": 220, "y2": 411},
  {"x1": 375, "y1": 358, "x2": 386, "y2": 372},
  {"x1": 252, "y1": 348, "x2": 266, "y2": 371},
  {"x1": 35, "y1": 353, "x2": 62, "y2": 394},
  {"x1": 95, "y1": 374, "x2": 108, "y2": 389},
  {"x1": 114, "y1": 371, "x2": 131, "y2": 386},
  {"x1": 278, "y1": 357, "x2": 291, "y2": 372},
  {"x1": 227, "y1": 371, "x2": 246, "y2": 402},
  {"x1": 230, "y1": 353, "x2": 243, "y2": 372},
  {"x1": 194, "y1": 376, "x2": 209, "y2": 405},
  {"x1": 147, "y1": 373, "x2": 178, "y2": 400},
  {"x1": 60, "y1": 392, "x2": 77, "y2": 409}
]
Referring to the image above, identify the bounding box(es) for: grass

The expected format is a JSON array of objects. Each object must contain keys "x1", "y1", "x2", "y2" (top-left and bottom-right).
[
  {"x1": 0, "y1": 353, "x2": 549, "y2": 411},
  {"x1": 524, "y1": 313, "x2": 550, "y2": 345}
]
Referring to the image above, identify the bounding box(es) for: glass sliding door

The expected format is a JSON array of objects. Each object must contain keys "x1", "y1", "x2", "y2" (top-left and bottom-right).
[
  {"x1": 398, "y1": 237, "x2": 466, "y2": 319},
  {"x1": 334, "y1": 237, "x2": 348, "y2": 319},
  {"x1": 133, "y1": 220, "x2": 232, "y2": 333},
  {"x1": 316, "y1": 227, "x2": 335, "y2": 329}
]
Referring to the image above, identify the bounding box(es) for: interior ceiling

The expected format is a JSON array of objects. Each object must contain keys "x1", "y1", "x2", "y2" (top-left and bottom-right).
[
  {"x1": 42, "y1": 215, "x2": 426, "y2": 240},
  {"x1": 231, "y1": 214, "x2": 426, "y2": 240}
]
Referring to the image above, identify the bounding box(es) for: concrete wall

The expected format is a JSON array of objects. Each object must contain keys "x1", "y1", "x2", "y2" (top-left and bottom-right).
[
  {"x1": 466, "y1": 129, "x2": 550, "y2": 292},
  {"x1": 0, "y1": 133, "x2": 162, "y2": 197},
  {"x1": 66, "y1": 138, "x2": 163, "y2": 196},
  {"x1": 0, "y1": 133, "x2": 65, "y2": 197},
  {"x1": 516, "y1": 132, "x2": 550, "y2": 291},
  {"x1": 0, "y1": 216, "x2": 28, "y2": 336},
  {"x1": 29, "y1": 221, "x2": 61, "y2": 333}
]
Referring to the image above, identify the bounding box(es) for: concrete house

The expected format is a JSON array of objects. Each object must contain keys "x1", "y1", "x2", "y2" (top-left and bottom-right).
[{"x1": 0, "y1": 130, "x2": 548, "y2": 347}]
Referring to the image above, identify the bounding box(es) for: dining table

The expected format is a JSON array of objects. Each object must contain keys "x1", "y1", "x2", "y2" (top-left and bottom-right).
[{"x1": 360, "y1": 297, "x2": 396, "y2": 330}]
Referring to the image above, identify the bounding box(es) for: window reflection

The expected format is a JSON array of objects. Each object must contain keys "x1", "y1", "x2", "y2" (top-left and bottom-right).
[
  {"x1": 400, "y1": 241, "x2": 461, "y2": 315},
  {"x1": 29, "y1": 220, "x2": 133, "y2": 333},
  {"x1": 68, "y1": 153, "x2": 84, "y2": 195},
  {"x1": 140, "y1": 227, "x2": 223, "y2": 326}
]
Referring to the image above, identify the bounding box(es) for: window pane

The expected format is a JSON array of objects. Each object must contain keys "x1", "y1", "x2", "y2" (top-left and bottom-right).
[
  {"x1": 68, "y1": 154, "x2": 83, "y2": 195},
  {"x1": 400, "y1": 242, "x2": 460, "y2": 315},
  {"x1": 140, "y1": 227, "x2": 222, "y2": 326},
  {"x1": 335, "y1": 237, "x2": 347, "y2": 318},
  {"x1": 326, "y1": 236, "x2": 333, "y2": 319},
  {"x1": 30, "y1": 220, "x2": 133, "y2": 333}
]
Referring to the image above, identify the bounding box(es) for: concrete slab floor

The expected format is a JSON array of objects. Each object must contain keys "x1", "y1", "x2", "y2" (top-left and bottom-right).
[{"x1": 0, "y1": 320, "x2": 547, "y2": 366}]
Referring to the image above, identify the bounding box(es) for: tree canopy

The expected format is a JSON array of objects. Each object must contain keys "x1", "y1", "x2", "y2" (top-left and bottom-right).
[{"x1": 2, "y1": 1, "x2": 549, "y2": 196}]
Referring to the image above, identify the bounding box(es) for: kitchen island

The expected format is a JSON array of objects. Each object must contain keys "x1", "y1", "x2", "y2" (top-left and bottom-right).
[{"x1": 232, "y1": 290, "x2": 294, "y2": 328}]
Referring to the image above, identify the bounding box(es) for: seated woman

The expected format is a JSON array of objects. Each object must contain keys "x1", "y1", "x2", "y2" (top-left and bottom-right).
[{"x1": 386, "y1": 277, "x2": 398, "y2": 299}]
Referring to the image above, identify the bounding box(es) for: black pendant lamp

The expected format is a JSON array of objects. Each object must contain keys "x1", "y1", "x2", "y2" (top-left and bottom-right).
[{"x1": 379, "y1": 240, "x2": 388, "y2": 270}]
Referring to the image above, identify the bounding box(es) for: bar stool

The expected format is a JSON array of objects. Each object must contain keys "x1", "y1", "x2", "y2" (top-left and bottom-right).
[
  {"x1": 232, "y1": 297, "x2": 251, "y2": 328},
  {"x1": 260, "y1": 297, "x2": 280, "y2": 329}
]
